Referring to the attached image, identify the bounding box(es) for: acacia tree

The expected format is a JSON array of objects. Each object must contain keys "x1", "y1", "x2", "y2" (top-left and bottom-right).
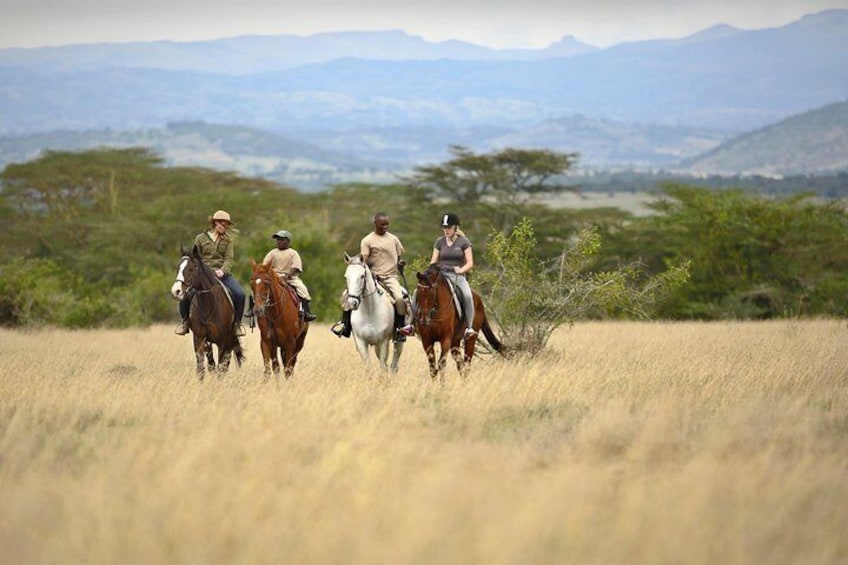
[
  {"x1": 404, "y1": 146, "x2": 578, "y2": 231},
  {"x1": 476, "y1": 217, "x2": 690, "y2": 355}
]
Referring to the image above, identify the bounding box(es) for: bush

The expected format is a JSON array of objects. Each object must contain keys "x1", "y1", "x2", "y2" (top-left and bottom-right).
[{"x1": 476, "y1": 218, "x2": 690, "y2": 355}]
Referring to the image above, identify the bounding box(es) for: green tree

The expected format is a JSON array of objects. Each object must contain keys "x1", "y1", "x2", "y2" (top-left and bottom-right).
[
  {"x1": 605, "y1": 185, "x2": 848, "y2": 318},
  {"x1": 404, "y1": 146, "x2": 578, "y2": 232}
]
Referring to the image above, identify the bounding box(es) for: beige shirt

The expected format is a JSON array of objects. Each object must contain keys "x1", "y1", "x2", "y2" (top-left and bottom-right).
[
  {"x1": 262, "y1": 248, "x2": 303, "y2": 279},
  {"x1": 360, "y1": 231, "x2": 404, "y2": 278}
]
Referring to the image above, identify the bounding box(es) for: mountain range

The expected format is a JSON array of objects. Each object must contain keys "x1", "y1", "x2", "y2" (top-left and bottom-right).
[{"x1": 1, "y1": 9, "x2": 847, "y2": 181}]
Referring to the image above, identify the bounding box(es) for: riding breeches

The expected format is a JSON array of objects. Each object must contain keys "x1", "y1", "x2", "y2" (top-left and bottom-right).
[
  {"x1": 284, "y1": 275, "x2": 312, "y2": 301},
  {"x1": 440, "y1": 271, "x2": 475, "y2": 330},
  {"x1": 377, "y1": 275, "x2": 410, "y2": 316}
]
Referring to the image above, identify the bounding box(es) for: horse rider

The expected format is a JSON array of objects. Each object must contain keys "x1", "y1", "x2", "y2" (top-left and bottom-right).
[
  {"x1": 253, "y1": 229, "x2": 317, "y2": 321},
  {"x1": 400, "y1": 211, "x2": 476, "y2": 338},
  {"x1": 175, "y1": 209, "x2": 247, "y2": 337},
  {"x1": 331, "y1": 212, "x2": 412, "y2": 342}
]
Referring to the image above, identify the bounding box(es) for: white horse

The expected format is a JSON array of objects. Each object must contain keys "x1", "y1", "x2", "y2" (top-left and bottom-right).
[{"x1": 342, "y1": 252, "x2": 404, "y2": 375}]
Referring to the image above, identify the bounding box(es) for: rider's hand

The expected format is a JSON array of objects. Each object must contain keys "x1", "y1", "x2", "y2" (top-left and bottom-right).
[{"x1": 215, "y1": 269, "x2": 224, "y2": 278}]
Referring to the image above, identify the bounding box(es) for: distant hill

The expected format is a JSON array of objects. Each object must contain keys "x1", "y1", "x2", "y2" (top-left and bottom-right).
[
  {"x1": 0, "y1": 122, "x2": 397, "y2": 190},
  {"x1": 681, "y1": 100, "x2": 848, "y2": 175},
  {"x1": 1, "y1": 10, "x2": 846, "y2": 177},
  {"x1": 0, "y1": 30, "x2": 599, "y2": 74}
]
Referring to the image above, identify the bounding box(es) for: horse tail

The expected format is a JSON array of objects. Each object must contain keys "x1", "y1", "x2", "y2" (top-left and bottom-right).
[{"x1": 480, "y1": 315, "x2": 507, "y2": 357}]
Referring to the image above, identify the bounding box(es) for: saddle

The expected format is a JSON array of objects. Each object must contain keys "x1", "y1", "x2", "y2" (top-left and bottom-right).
[{"x1": 441, "y1": 276, "x2": 465, "y2": 318}]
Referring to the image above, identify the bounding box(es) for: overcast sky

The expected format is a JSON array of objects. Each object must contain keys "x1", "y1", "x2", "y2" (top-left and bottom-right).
[{"x1": 2, "y1": 0, "x2": 847, "y2": 49}]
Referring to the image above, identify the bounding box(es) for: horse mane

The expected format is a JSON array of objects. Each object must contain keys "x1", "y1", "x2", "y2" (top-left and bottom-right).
[
  {"x1": 419, "y1": 263, "x2": 443, "y2": 287},
  {"x1": 190, "y1": 245, "x2": 219, "y2": 289}
]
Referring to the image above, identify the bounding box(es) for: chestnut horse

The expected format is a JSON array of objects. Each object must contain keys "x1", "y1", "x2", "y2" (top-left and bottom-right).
[
  {"x1": 413, "y1": 264, "x2": 504, "y2": 380},
  {"x1": 170, "y1": 246, "x2": 245, "y2": 379},
  {"x1": 249, "y1": 259, "x2": 309, "y2": 378}
]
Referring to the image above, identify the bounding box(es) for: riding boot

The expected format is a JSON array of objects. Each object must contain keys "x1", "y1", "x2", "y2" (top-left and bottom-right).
[
  {"x1": 331, "y1": 310, "x2": 352, "y2": 338},
  {"x1": 245, "y1": 295, "x2": 255, "y2": 318},
  {"x1": 302, "y1": 300, "x2": 317, "y2": 322},
  {"x1": 175, "y1": 317, "x2": 190, "y2": 336},
  {"x1": 393, "y1": 312, "x2": 406, "y2": 342}
]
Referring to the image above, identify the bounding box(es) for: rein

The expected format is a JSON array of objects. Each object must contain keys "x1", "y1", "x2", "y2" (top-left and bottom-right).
[{"x1": 253, "y1": 273, "x2": 280, "y2": 316}]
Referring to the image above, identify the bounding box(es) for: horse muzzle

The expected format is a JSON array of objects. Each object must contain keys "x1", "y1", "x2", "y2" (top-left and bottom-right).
[
  {"x1": 171, "y1": 281, "x2": 185, "y2": 300},
  {"x1": 346, "y1": 296, "x2": 361, "y2": 310}
]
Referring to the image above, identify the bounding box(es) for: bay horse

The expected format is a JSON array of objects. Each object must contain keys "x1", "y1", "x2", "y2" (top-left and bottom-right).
[
  {"x1": 413, "y1": 264, "x2": 504, "y2": 380},
  {"x1": 170, "y1": 245, "x2": 245, "y2": 379},
  {"x1": 342, "y1": 252, "x2": 404, "y2": 375},
  {"x1": 249, "y1": 259, "x2": 309, "y2": 378}
]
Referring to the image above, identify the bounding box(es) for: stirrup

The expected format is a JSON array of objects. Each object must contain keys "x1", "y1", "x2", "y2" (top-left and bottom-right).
[
  {"x1": 235, "y1": 324, "x2": 246, "y2": 337},
  {"x1": 464, "y1": 327, "x2": 477, "y2": 338},
  {"x1": 330, "y1": 322, "x2": 350, "y2": 338}
]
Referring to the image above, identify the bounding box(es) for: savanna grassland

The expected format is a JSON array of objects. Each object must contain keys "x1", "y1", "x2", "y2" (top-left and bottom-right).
[{"x1": 1, "y1": 320, "x2": 847, "y2": 564}]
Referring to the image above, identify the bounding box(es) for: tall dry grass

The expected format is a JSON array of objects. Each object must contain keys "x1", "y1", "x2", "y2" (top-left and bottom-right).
[{"x1": 1, "y1": 320, "x2": 846, "y2": 564}]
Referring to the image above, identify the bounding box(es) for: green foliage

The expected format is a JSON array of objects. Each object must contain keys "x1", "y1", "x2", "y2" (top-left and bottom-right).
[
  {"x1": 477, "y1": 218, "x2": 690, "y2": 354},
  {"x1": 606, "y1": 185, "x2": 848, "y2": 319},
  {"x1": 2, "y1": 147, "x2": 847, "y2": 329}
]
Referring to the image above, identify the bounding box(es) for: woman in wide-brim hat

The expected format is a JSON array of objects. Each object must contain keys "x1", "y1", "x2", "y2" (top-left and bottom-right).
[{"x1": 175, "y1": 209, "x2": 247, "y2": 336}]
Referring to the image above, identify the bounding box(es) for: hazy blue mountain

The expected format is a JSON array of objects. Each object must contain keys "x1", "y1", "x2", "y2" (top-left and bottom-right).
[
  {"x1": 0, "y1": 10, "x2": 845, "y2": 176},
  {"x1": 0, "y1": 30, "x2": 599, "y2": 74},
  {"x1": 680, "y1": 100, "x2": 848, "y2": 175}
]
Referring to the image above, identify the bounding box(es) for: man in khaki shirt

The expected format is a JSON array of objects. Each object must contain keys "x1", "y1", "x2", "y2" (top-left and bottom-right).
[
  {"x1": 257, "y1": 230, "x2": 317, "y2": 321},
  {"x1": 331, "y1": 213, "x2": 411, "y2": 340}
]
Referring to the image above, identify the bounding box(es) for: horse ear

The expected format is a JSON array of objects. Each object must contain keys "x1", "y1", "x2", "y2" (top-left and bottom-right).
[
  {"x1": 191, "y1": 244, "x2": 200, "y2": 259},
  {"x1": 250, "y1": 258, "x2": 257, "y2": 268},
  {"x1": 416, "y1": 271, "x2": 426, "y2": 283},
  {"x1": 344, "y1": 251, "x2": 352, "y2": 264}
]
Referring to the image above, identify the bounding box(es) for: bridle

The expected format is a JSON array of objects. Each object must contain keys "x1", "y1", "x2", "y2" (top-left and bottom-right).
[
  {"x1": 415, "y1": 274, "x2": 444, "y2": 326},
  {"x1": 345, "y1": 262, "x2": 381, "y2": 309},
  {"x1": 252, "y1": 270, "x2": 279, "y2": 317}
]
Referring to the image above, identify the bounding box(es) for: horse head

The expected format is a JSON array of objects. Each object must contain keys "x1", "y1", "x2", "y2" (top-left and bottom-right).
[
  {"x1": 171, "y1": 245, "x2": 214, "y2": 301},
  {"x1": 343, "y1": 252, "x2": 370, "y2": 311},
  {"x1": 415, "y1": 265, "x2": 444, "y2": 326},
  {"x1": 250, "y1": 259, "x2": 278, "y2": 317}
]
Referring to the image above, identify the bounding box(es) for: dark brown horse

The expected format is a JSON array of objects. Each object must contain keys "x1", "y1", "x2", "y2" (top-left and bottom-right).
[
  {"x1": 170, "y1": 246, "x2": 245, "y2": 379},
  {"x1": 413, "y1": 265, "x2": 504, "y2": 380},
  {"x1": 249, "y1": 259, "x2": 309, "y2": 378}
]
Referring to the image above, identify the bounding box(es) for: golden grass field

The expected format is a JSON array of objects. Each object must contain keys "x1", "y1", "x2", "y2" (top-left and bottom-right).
[{"x1": 1, "y1": 320, "x2": 847, "y2": 564}]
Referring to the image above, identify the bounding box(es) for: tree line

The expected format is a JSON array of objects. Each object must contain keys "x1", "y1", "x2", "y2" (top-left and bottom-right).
[{"x1": 2, "y1": 146, "x2": 847, "y2": 333}]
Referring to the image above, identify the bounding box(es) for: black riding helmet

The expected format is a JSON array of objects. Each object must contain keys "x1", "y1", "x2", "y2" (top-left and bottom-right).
[{"x1": 440, "y1": 212, "x2": 460, "y2": 227}]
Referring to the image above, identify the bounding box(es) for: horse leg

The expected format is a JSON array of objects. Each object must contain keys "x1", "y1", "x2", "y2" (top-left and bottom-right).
[
  {"x1": 282, "y1": 340, "x2": 297, "y2": 379},
  {"x1": 205, "y1": 341, "x2": 216, "y2": 373},
  {"x1": 353, "y1": 335, "x2": 371, "y2": 367},
  {"x1": 374, "y1": 340, "x2": 390, "y2": 377},
  {"x1": 219, "y1": 349, "x2": 232, "y2": 374},
  {"x1": 424, "y1": 343, "x2": 439, "y2": 380},
  {"x1": 272, "y1": 346, "x2": 281, "y2": 377},
  {"x1": 457, "y1": 330, "x2": 479, "y2": 377},
  {"x1": 450, "y1": 343, "x2": 465, "y2": 377},
  {"x1": 194, "y1": 336, "x2": 207, "y2": 380},
  {"x1": 261, "y1": 339, "x2": 274, "y2": 376},
  {"x1": 438, "y1": 337, "x2": 453, "y2": 382},
  {"x1": 390, "y1": 340, "x2": 404, "y2": 374}
]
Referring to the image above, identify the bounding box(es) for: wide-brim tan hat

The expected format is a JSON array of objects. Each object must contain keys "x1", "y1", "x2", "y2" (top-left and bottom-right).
[{"x1": 211, "y1": 210, "x2": 232, "y2": 223}]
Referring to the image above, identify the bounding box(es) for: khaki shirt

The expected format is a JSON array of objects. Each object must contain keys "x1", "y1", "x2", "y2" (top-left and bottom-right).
[
  {"x1": 262, "y1": 248, "x2": 304, "y2": 279},
  {"x1": 194, "y1": 231, "x2": 233, "y2": 273},
  {"x1": 360, "y1": 231, "x2": 404, "y2": 278}
]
